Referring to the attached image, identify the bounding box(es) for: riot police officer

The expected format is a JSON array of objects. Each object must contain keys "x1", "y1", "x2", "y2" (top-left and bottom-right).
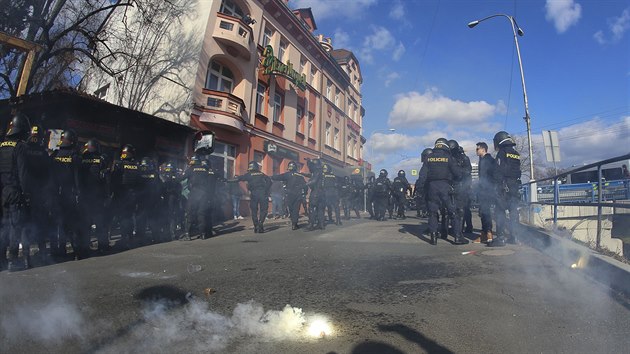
[
  {"x1": 305, "y1": 159, "x2": 326, "y2": 230},
  {"x1": 322, "y1": 163, "x2": 342, "y2": 226},
  {"x1": 52, "y1": 129, "x2": 88, "y2": 259},
  {"x1": 373, "y1": 169, "x2": 391, "y2": 221},
  {"x1": 350, "y1": 175, "x2": 363, "y2": 219},
  {"x1": 272, "y1": 161, "x2": 307, "y2": 230},
  {"x1": 340, "y1": 176, "x2": 353, "y2": 220},
  {"x1": 110, "y1": 144, "x2": 142, "y2": 249},
  {"x1": 182, "y1": 155, "x2": 211, "y2": 240},
  {"x1": 159, "y1": 162, "x2": 182, "y2": 240},
  {"x1": 236, "y1": 161, "x2": 272, "y2": 233},
  {"x1": 365, "y1": 175, "x2": 376, "y2": 219},
  {"x1": 78, "y1": 139, "x2": 110, "y2": 252},
  {"x1": 0, "y1": 114, "x2": 31, "y2": 271},
  {"x1": 414, "y1": 148, "x2": 432, "y2": 218},
  {"x1": 24, "y1": 125, "x2": 54, "y2": 261},
  {"x1": 425, "y1": 138, "x2": 463, "y2": 245},
  {"x1": 448, "y1": 140, "x2": 472, "y2": 244},
  {"x1": 205, "y1": 160, "x2": 222, "y2": 237},
  {"x1": 392, "y1": 170, "x2": 411, "y2": 219},
  {"x1": 489, "y1": 131, "x2": 522, "y2": 247},
  {"x1": 137, "y1": 156, "x2": 163, "y2": 243}
]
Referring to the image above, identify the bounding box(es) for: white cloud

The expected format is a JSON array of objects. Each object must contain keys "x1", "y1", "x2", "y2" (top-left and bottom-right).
[
  {"x1": 392, "y1": 42, "x2": 405, "y2": 61},
  {"x1": 290, "y1": 0, "x2": 377, "y2": 21},
  {"x1": 593, "y1": 8, "x2": 630, "y2": 44},
  {"x1": 333, "y1": 28, "x2": 351, "y2": 49},
  {"x1": 388, "y1": 88, "x2": 505, "y2": 128},
  {"x1": 384, "y1": 72, "x2": 400, "y2": 87},
  {"x1": 389, "y1": 1, "x2": 404, "y2": 20},
  {"x1": 555, "y1": 116, "x2": 630, "y2": 167},
  {"x1": 545, "y1": 0, "x2": 582, "y2": 33},
  {"x1": 357, "y1": 26, "x2": 405, "y2": 65}
]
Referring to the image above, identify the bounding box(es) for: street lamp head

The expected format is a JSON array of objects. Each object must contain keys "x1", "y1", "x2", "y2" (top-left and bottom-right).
[
  {"x1": 467, "y1": 20, "x2": 479, "y2": 28},
  {"x1": 517, "y1": 27, "x2": 524, "y2": 36}
]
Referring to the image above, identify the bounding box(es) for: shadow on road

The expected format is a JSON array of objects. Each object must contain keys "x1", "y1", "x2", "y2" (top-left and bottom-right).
[
  {"x1": 378, "y1": 323, "x2": 455, "y2": 354},
  {"x1": 398, "y1": 223, "x2": 433, "y2": 245}
]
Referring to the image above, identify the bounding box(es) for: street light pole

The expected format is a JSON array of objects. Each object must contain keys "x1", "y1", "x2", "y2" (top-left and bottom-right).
[{"x1": 468, "y1": 14, "x2": 537, "y2": 202}]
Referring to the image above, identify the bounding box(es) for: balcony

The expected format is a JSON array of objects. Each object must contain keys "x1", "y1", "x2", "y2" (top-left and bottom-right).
[
  {"x1": 213, "y1": 13, "x2": 254, "y2": 60},
  {"x1": 195, "y1": 89, "x2": 246, "y2": 132}
]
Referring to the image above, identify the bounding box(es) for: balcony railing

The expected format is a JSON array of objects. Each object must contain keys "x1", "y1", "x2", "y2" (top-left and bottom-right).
[{"x1": 213, "y1": 13, "x2": 254, "y2": 60}]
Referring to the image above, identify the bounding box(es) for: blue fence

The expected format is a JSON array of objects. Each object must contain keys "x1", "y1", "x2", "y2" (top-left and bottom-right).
[{"x1": 522, "y1": 180, "x2": 630, "y2": 204}]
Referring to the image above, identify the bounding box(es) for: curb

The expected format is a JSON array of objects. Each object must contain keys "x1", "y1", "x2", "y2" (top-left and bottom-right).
[{"x1": 522, "y1": 224, "x2": 630, "y2": 297}]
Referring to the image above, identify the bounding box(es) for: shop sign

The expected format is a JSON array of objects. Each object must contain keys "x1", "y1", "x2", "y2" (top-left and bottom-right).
[
  {"x1": 261, "y1": 45, "x2": 307, "y2": 91},
  {"x1": 264, "y1": 140, "x2": 299, "y2": 161}
]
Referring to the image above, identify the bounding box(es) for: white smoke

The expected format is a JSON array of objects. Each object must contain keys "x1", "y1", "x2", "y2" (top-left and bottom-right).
[
  {"x1": 1, "y1": 291, "x2": 86, "y2": 343},
  {"x1": 97, "y1": 299, "x2": 330, "y2": 353}
]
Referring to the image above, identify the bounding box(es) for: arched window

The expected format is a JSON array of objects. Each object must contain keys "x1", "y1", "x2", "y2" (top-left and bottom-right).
[
  {"x1": 219, "y1": 0, "x2": 244, "y2": 18},
  {"x1": 206, "y1": 60, "x2": 234, "y2": 93}
]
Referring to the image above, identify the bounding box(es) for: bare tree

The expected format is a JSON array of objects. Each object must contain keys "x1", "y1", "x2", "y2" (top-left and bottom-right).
[
  {"x1": 0, "y1": 0, "x2": 134, "y2": 98},
  {"x1": 80, "y1": 0, "x2": 200, "y2": 124},
  {"x1": 512, "y1": 134, "x2": 546, "y2": 182}
]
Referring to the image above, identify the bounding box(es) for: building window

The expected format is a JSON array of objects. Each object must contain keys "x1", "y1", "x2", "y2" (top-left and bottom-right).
[
  {"x1": 256, "y1": 82, "x2": 266, "y2": 115},
  {"x1": 310, "y1": 67, "x2": 317, "y2": 86},
  {"x1": 279, "y1": 40, "x2": 288, "y2": 61},
  {"x1": 307, "y1": 114, "x2": 314, "y2": 140},
  {"x1": 300, "y1": 57, "x2": 306, "y2": 74},
  {"x1": 334, "y1": 128, "x2": 339, "y2": 150},
  {"x1": 334, "y1": 88, "x2": 340, "y2": 107},
  {"x1": 254, "y1": 150, "x2": 265, "y2": 172},
  {"x1": 296, "y1": 106, "x2": 304, "y2": 133},
  {"x1": 219, "y1": 21, "x2": 234, "y2": 30},
  {"x1": 262, "y1": 27, "x2": 273, "y2": 47},
  {"x1": 210, "y1": 142, "x2": 237, "y2": 178},
  {"x1": 326, "y1": 81, "x2": 332, "y2": 100},
  {"x1": 353, "y1": 140, "x2": 357, "y2": 159},
  {"x1": 205, "y1": 60, "x2": 233, "y2": 93},
  {"x1": 273, "y1": 92, "x2": 283, "y2": 122},
  {"x1": 219, "y1": 0, "x2": 244, "y2": 18},
  {"x1": 325, "y1": 123, "x2": 331, "y2": 146}
]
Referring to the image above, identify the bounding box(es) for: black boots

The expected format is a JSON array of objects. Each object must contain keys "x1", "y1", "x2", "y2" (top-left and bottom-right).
[
  {"x1": 292, "y1": 223, "x2": 299, "y2": 230},
  {"x1": 257, "y1": 224, "x2": 265, "y2": 233},
  {"x1": 487, "y1": 236, "x2": 506, "y2": 247},
  {"x1": 430, "y1": 232, "x2": 438, "y2": 245},
  {"x1": 453, "y1": 236, "x2": 469, "y2": 245}
]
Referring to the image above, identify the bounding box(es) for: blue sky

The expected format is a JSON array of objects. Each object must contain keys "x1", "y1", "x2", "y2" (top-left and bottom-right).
[{"x1": 289, "y1": 0, "x2": 630, "y2": 177}]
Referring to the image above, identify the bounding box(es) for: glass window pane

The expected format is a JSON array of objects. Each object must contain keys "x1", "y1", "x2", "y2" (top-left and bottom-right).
[
  {"x1": 222, "y1": 66, "x2": 234, "y2": 79},
  {"x1": 213, "y1": 142, "x2": 225, "y2": 154},
  {"x1": 208, "y1": 74, "x2": 219, "y2": 90}
]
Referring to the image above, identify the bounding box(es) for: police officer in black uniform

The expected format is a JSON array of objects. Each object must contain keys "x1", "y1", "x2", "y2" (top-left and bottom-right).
[
  {"x1": 0, "y1": 114, "x2": 31, "y2": 271},
  {"x1": 426, "y1": 138, "x2": 464, "y2": 245},
  {"x1": 182, "y1": 155, "x2": 210, "y2": 240},
  {"x1": 305, "y1": 159, "x2": 326, "y2": 230},
  {"x1": 373, "y1": 169, "x2": 391, "y2": 221},
  {"x1": 236, "y1": 161, "x2": 272, "y2": 233},
  {"x1": 414, "y1": 148, "x2": 432, "y2": 218},
  {"x1": 350, "y1": 175, "x2": 364, "y2": 218},
  {"x1": 448, "y1": 140, "x2": 472, "y2": 244},
  {"x1": 392, "y1": 170, "x2": 411, "y2": 219},
  {"x1": 272, "y1": 160, "x2": 307, "y2": 230},
  {"x1": 340, "y1": 176, "x2": 352, "y2": 220},
  {"x1": 78, "y1": 139, "x2": 110, "y2": 252},
  {"x1": 52, "y1": 129, "x2": 88, "y2": 259},
  {"x1": 365, "y1": 175, "x2": 376, "y2": 219},
  {"x1": 159, "y1": 162, "x2": 182, "y2": 240},
  {"x1": 489, "y1": 131, "x2": 522, "y2": 247},
  {"x1": 205, "y1": 160, "x2": 222, "y2": 237},
  {"x1": 137, "y1": 156, "x2": 163, "y2": 243},
  {"x1": 24, "y1": 125, "x2": 53, "y2": 261},
  {"x1": 322, "y1": 163, "x2": 342, "y2": 226},
  {"x1": 110, "y1": 144, "x2": 142, "y2": 249}
]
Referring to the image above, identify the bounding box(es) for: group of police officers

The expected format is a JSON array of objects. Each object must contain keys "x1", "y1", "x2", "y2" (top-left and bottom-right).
[{"x1": 0, "y1": 112, "x2": 521, "y2": 272}]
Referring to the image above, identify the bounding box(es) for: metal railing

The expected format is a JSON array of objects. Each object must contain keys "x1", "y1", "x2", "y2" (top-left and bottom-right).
[{"x1": 521, "y1": 153, "x2": 630, "y2": 248}]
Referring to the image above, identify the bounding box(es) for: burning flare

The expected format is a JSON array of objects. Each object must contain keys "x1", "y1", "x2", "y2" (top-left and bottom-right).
[{"x1": 307, "y1": 318, "x2": 332, "y2": 338}]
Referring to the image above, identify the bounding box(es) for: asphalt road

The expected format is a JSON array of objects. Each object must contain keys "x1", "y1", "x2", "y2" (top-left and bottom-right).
[{"x1": 2, "y1": 213, "x2": 630, "y2": 354}]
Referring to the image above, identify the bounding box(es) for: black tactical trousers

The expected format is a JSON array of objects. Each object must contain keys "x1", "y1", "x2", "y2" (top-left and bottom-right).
[
  {"x1": 2, "y1": 189, "x2": 26, "y2": 260},
  {"x1": 325, "y1": 192, "x2": 341, "y2": 223},
  {"x1": 81, "y1": 192, "x2": 108, "y2": 250},
  {"x1": 478, "y1": 192, "x2": 493, "y2": 233},
  {"x1": 427, "y1": 180, "x2": 459, "y2": 236},
  {"x1": 393, "y1": 192, "x2": 406, "y2": 217},
  {"x1": 58, "y1": 192, "x2": 88, "y2": 257},
  {"x1": 186, "y1": 192, "x2": 209, "y2": 236},
  {"x1": 115, "y1": 189, "x2": 138, "y2": 247},
  {"x1": 453, "y1": 185, "x2": 468, "y2": 237},
  {"x1": 367, "y1": 193, "x2": 375, "y2": 217},
  {"x1": 286, "y1": 192, "x2": 303, "y2": 225},
  {"x1": 308, "y1": 193, "x2": 325, "y2": 228},
  {"x1": 249, "y1": 190, "x2": 268, "y2": 226},
  {"x1": 373, "y1": 193, "x2": 388, "y2": 220},
  {"x1": 495, "y1": 179, "x2": 520, "y2": 238}
]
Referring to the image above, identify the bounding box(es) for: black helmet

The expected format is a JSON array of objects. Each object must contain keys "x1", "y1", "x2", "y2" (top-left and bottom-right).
[
  {"x1": 162, "y1": 162, "x2": 175, "y2": 173},
  {"x1": 248, "y1": 161, "x2": 260, "y2": 171},
  {"x1": 493, "y1": 131, "x2": 515, "y2": 150},
  {"x1": 322, "y1": 163, "x2": 331, "y2": 173},
  {"x1": 421, "y1": 148, "x2": 433, "y2": 162},
  {"x1": 447, "y1": 139, "x2": 459, "y2": 152},
  {"x1": 398, "y1": 170, "x2": 405, "y2": 178},
  {"x1": 287, "y1": 161, "x2": 297, "y2": 172},
  {"x1": 189, "y1": 155, "x2": 201, "y2": 166},
  {"x1": 379, "y1": 169, "x2": 388, "y2": 178},
  {"x1": 120, "y1": 144, "x2": 135, "y2": 160},
  {"x1": 140, "y1": 156, "x2": 156, "y2": 171},
  {"x1": 307, "y1": 158, "x2": 322, "y2": 173},
  {"x1": 58, "y1": 129, "x2": 78, "y2": 148},
  {"x1": 5, "y1": 113, "x2": 31, "y2": 138},
  {"x1": 434, "y1": 138, "x2": 449, "y2": 150},
  {"x1": 82, "y1": 139, "x2": 101, "y2": 154},
  {"x1": 28, "y1": 125, "x2": 44, "y2": 144}
]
